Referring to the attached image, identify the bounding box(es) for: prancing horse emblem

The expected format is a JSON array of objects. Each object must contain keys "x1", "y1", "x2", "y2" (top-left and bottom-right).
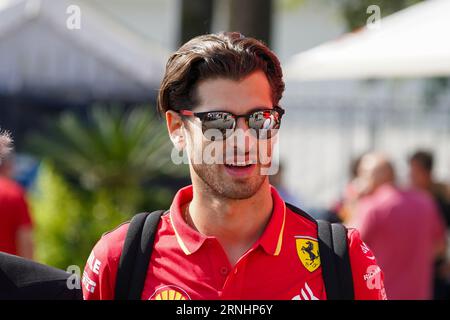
[{"x1": 295, "y1": 237, "x2": 321, "y2": 272}]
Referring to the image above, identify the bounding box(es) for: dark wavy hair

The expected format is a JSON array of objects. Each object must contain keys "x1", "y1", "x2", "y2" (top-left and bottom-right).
[{"x1": 157, "y1": 32, "x2": 284, "y2": 115}]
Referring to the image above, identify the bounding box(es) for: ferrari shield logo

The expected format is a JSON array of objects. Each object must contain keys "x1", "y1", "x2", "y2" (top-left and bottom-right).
[{"x1": 295, "y1": 237, "x2": 321, "y2": 272}]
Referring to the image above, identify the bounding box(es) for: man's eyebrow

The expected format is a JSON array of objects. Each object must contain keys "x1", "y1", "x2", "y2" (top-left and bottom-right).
[{"x1": 193, "y1": 106, "x2": 275, "y2": 114}]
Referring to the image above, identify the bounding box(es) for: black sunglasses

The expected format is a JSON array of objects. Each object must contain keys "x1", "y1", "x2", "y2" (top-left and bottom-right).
[{"x1": 178, "y1": 106, "x2": 285, "y2": 141}]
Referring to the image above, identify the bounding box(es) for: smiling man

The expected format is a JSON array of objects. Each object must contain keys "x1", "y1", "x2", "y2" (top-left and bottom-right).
[{"x1": 82, "y1": 32, "x2": 386, "y2": 300}]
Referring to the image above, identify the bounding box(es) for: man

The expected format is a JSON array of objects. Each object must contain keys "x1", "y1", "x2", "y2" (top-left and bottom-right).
[
  {"x1": 409, "y1": 150, "x2": 450, "y2": 225},
  {"x1": 348, "y1": 152, "x2": 446, "y2": 299},
  {"x1": 330, "y1": 154, "x2": 364, "y2": 224},
  {"x1": 83, "y1": 32, "x2": 386, "y2": 300},
  {"x1": 0, "y1": 150, "x2": 34, "y2": 259},
  {"x1": 408, "y1": 150, "x2": 450, "y2": 299}
]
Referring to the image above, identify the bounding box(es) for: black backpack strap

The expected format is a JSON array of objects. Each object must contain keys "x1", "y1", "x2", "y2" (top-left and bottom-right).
[
  {"x1": 317, "y1": 220, "x2": 354, "y2": 300},
  {"x1": 285, "y1": 202, "x2": 354, "y2": 299},
  {"x1": 114, "y1": 210, "x2": 164, "y2": 300}
]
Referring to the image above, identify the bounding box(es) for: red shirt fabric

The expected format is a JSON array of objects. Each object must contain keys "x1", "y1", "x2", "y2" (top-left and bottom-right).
[
  {"x1": 0, "y1": 177, "x2": 33, "y2": 255},
  {"x1": 83, "y1": 185, "x2": 387, "y2": 300},
  {"x1": 348, "y1": 184, "x2": 445, "y2": 300}
]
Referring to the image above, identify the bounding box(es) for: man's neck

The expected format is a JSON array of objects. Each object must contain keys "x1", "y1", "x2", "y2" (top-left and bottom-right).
[{"x1": 186, "y1": 179, "x2": 273, "y2": 266}]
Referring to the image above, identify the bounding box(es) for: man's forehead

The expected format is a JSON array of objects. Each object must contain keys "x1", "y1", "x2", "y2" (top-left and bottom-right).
[{"x1": 193, "y1": 71, "x2": 272, "y2": 113}]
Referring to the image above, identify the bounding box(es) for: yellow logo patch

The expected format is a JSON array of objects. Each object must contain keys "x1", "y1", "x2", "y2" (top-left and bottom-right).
[
  {"x1": 295, "y1": 237, "x2": 321, "y2": 272},
  {"x1": 150, "y1": 285, "x2": 190, "y2": 300}
]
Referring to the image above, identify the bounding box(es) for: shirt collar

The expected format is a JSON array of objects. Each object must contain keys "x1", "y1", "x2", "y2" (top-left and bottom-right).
[
  {"x1": 256, "y1": 186, "x2": 287, "y2": 256},
  {"x1": 169, "y1": 185, "x2": 209, "y2": 255},
  {"x1": 169, "y1": 185, "x2": 286, "y2": 256}
]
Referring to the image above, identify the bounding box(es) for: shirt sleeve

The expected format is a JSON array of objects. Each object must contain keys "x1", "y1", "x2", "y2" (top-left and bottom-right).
[
  {"x1": 347, "y1": 201, "x2": 378, "y2": 246},
  {"x1": 347, "y1": 228, "x2": 387, "y2": 300},
  {"x1": 82, "y1": 226, "x2": 126, "y2": 300}
]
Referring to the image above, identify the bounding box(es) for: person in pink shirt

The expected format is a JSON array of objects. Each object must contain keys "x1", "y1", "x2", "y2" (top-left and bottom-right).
[{"x1": 348, "y1": 152, "x2": 446, "y2": 299}]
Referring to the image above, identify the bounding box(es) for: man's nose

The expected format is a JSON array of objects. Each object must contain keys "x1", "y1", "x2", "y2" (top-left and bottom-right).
[
  {"x1": 235, "y1": 117, "x2": 249, "y2": 131},
  {"x1": 227, "y1": 117, "x2": 258, "y2": 154}
]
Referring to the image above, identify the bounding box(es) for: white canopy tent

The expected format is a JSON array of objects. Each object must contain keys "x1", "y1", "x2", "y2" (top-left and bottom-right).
[
  {"x1": 285, "y1": 0, "x2": 450, "y2": 81},
  {"x1": 0, "y1": 0, "x2": 170, "y2": 101}
]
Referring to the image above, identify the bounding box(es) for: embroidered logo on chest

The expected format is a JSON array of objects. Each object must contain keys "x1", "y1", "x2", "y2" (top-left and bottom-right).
[{"x1": 295, "y1": 236, "x2": 321, "y2": 272}]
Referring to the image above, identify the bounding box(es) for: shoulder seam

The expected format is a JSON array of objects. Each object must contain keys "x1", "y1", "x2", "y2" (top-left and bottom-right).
[{"x1": 101, "y1": 220, "x2": 131, "y2": 238}]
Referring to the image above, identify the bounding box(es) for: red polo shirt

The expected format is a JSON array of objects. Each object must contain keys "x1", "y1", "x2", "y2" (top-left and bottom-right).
[{"x1": 82, "y1": 185, "x2": 387, "y2": 300}]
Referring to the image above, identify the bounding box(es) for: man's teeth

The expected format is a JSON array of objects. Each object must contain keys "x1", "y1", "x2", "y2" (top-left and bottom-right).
[{"x1": 227, "y1": 163, "x2": 253, "y2": 167}]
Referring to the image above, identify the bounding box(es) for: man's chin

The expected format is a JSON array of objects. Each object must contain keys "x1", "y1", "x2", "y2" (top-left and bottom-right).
[
  {"x1": 192, "y1": 162, "x2": 267, "y2": 200},
  {"x1": 215, "y1": 168, "x2": 267, "y2": 199}
]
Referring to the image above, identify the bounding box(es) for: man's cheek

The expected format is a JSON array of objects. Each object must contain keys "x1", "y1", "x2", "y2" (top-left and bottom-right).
[
  {"x1": 202, "y1": 140, "x2": 225, "y2": 165},
  {"x1": 259, "y1": 136, "x2": 280, "y2": 176},
  {"x1": 185, "y1": 129, "x2": 206, "y2": 165}
]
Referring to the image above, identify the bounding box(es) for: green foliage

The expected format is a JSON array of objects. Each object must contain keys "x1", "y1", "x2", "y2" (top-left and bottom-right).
[
  {"x1": 27, "y1": 106, "x2": 186, "y2": 269},
  {"x1": 278, "y1": 0, "x2": 306, "y2": 11},
  {"x1": 29, "y1": 106, "x2": 181, "y2": 190},
  {"x1": 31, "y1": 163, "x2": 104, "y2": 268}
]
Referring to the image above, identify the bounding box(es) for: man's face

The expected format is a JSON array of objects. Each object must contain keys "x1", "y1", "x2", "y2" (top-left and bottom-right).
[
  {"x1": 409, "y1": 160, "x2": 431, "y2": 189},
  {"x1": 183, "y1": 70, "x2": 276, "y2": 199},
  {"x1": 355, "y1": 156, "x2": 378, "y2": 196}
]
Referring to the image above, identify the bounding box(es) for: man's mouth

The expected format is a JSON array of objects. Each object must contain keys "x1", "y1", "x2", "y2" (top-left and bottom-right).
[
  {"x1": 223, "y1": 163, "x2": 256, "y2": 177},
  {"x1": 224, "y1": 163, "x2": 254, "y2": 168}
]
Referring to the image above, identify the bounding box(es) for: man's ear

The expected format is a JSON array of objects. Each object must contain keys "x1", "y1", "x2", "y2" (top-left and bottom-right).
[{"x1": 166, "y1": 110, "x2": 186, "y2": 150}]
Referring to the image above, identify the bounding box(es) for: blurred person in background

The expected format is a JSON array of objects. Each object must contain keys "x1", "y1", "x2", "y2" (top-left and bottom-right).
[
  {"x1": 347, "y1": 152, "x2": 446, "y2": 299},
  {"x1": 330, "y1": 154, "x2": 364, "y2": 224},
  {"x1": 409, "y1": 150, "x2": 450, "y2": 225},
  {"x1": 408, "y1": 150, "x2": 450, "y2": 299},
  {"x1": 0, "y1": 150, "x2": 34, "y2": 259}
]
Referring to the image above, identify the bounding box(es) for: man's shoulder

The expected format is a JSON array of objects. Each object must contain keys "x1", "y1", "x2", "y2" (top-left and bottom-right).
[
  {"x1": 93, "y1": 222, "x2": 131, "y2": 262},
  {"x1": 404, "y1": 188, "x2": 439, "y2": 212},
  {"x1": 0, "y1": 177, "x2": 25, "y2": 198},
  {"x1": 345, "y1": 227, "x2": 379, "y2": 267},
  {"x1": 284, "y1": 203, "x2": 317, "y2": 230},
  {"x1": 285, "y1": 204, "x2": 364, "y2": 248},
  {"x1": 91, "y1": 211, "x2": 169, "y2": 265},
  {"x1": 345, "y1": 227, "x2": 364, "y2": 245}
]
